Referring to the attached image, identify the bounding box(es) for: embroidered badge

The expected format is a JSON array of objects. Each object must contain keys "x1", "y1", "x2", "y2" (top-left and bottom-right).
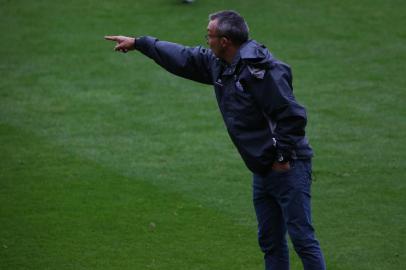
[{"x1": 235, "y1": 81, "x2": 244, "y2": 92}]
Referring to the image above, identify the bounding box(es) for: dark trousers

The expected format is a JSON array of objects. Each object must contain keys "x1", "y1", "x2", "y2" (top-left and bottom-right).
[{"x1": 253, "y1": 159, "x2": 326, "y2": 270}]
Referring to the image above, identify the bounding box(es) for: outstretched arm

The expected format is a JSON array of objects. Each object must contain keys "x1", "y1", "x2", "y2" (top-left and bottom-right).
[{"x1": 105, "y1": 35, "x2": 215, "y2": 85}]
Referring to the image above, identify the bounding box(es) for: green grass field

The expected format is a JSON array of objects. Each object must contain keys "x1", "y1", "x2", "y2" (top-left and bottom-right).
[{"x1": 1, "y1": 0, "x2": 405, "y2": 269}]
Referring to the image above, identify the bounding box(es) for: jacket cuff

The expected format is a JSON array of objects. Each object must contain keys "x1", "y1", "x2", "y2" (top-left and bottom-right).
[
  {"x1": 275, "y1": 150, "x2": 293, "y2": 163},
  {"x1": 274, "y1": 139, "x2": 296, "y2": 162},
  {"x1": 134, "y1": 36, "x2": 155, "y2": 51}
]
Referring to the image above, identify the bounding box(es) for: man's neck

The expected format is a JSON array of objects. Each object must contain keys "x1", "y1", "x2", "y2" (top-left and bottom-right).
[{"x1": 223, "y1": 45, "x2": 240, "y2": 64}]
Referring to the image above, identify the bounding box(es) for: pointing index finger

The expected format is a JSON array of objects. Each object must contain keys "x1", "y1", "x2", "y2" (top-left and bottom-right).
[{"x1": 104, "y1": 36, "x2": 118, "y2": 41}]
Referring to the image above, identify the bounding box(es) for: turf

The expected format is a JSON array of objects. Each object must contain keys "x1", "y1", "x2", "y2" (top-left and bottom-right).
[{"x1": 1, "y1": 0, "x2": 405, "y2": 269}]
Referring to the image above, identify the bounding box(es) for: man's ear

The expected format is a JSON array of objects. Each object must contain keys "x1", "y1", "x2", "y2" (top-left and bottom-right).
[{"x1": 220, "y1": 36, "x2": 230, "y2": 48}]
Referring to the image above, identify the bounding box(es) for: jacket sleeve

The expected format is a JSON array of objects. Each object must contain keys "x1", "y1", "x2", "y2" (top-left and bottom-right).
[
  {"x1": 134, "y1": 36, "x2": 215, "y2": 85},
  {"x1": 249, "y1": 63, "x2": 308, "y2": 161}
]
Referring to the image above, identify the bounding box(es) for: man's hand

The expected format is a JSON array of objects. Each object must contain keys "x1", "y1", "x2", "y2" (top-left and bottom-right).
[
  {"x1": 104, "y1": 35, "x2": 136, "y2": 53},
  {"x1": 272, "y1": 161, "x2": 291, "y2": 172}
]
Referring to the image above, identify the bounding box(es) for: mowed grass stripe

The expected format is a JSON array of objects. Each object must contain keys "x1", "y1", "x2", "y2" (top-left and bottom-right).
[{"x1": 0, "y1": 123, "x2": 263, "y2": 270}]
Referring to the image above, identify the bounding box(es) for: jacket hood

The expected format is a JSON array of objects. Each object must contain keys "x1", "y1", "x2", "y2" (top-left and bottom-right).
[{"x1": 239, "y1": 40, "x2": 274, "y2": 69}]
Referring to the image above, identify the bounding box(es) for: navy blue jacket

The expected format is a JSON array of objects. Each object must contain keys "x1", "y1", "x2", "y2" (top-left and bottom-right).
[{"x1": 135, "y1": 36, "x2": 313, "y2": 175}]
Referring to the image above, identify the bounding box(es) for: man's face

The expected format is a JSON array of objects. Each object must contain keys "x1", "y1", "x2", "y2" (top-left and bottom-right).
[{"x1": 206, "y1": 20, "x2": 225, "y2": 58}]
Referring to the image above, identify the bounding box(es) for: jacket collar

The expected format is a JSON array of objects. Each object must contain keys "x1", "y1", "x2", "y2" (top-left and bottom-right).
[{"x1": 220, "y1": 39, "x2": 273, "y2": 76}]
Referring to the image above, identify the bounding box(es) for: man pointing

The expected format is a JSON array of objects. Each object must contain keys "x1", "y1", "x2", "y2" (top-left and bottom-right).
[{"x1": 105, "y1": 10, "x2": 326, "y2": 270}]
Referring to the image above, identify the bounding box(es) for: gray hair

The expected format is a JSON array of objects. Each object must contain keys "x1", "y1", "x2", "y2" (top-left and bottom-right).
[{"x1": 209, "y1": 10, "x2": 249, "y2": 45}]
